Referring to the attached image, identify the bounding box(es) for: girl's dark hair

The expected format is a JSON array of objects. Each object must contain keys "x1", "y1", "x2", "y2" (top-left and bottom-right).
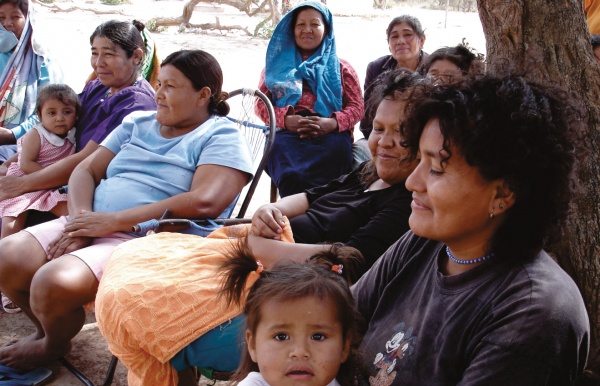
[
  {"x1": 401, "y1": 75, "x2": 582, "y2": 261},
  {"x1": 221, "y1": 240, "x2": 367, "y2": 386},
  {"x1": 359, "y1": 69, "x2": 425, "y2": 186},
  {"x1": 417, "y1": 41, "x2": 484, "y2": 77},
  {"x1": 90, "y1": 20, "x2": 147, "y2": 58},
  {"x1": 35, "y1": 84, "x2": 81, "y2": 118},
  {"x1": 386, "y1": 15, "x2": 425, "y2": 40},
  {"x1": 0, "y1": 0, "x2": 27, "y2": 16},
  {"x1": 161, "y1": 50, "x2": 230, "y2": 116}
]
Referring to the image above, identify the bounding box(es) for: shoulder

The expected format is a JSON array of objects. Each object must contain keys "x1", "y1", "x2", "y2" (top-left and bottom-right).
[
  {"x1": 338, "y1": 58, "x2": 359, "y2": 76},
  {"x1": 373, "y1": 232, "x2": 440, "y2": 274},
  {"x1": 117, "y1": 79, "x2": 156, "y2": 100},
  {"x1": 367, "y1": 55, "x2": 393, "y2": 70},
  {"x1": 516, "y1": 252, "x2": 588, "y2": 323},
  {"x1": 123, "y1": 110, "x2": 157, "y2": 123},
  {"x1": 200, "y1": 115, "x2": 240, "y2": 134}
]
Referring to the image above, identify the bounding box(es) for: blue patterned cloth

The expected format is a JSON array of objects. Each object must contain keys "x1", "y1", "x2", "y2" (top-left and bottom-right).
[
  {"x1": 0, "y1": 3, "x2": 62, "y2": 137},
  {"x1": 265, "y1": 1, "x2": 342, "y2": 117}
]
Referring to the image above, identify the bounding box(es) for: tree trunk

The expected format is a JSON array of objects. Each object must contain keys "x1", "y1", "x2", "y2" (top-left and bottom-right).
[{"x1": 477, "y1": 0, "x2": 600, "y2": 380}]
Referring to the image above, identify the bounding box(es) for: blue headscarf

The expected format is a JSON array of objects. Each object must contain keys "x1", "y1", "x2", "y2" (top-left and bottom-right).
[{"x1": 265, "y1": 1, "x2": 342, "y2": 117}]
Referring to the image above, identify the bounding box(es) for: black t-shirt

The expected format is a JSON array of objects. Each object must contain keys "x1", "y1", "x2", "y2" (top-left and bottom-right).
[
  {"x1": 352, "y1": 232, "x2": 590, "y2": 385},
  {"x1": 290, "y1": 163, "x2": 412, "y2": 282}
]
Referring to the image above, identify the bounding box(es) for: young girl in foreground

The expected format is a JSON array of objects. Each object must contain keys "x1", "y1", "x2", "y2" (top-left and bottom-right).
[
  {"x1": 220, "y1": 243, "x2": 366, "y2": 386},
  {"x1": 0, "y1": 83, "x2": 79, "y2": 239}
]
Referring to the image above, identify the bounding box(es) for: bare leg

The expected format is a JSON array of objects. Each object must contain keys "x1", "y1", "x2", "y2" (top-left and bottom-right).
[
  {"x1": 0, "y1": 231, "x2": 48, "y2": 338},
  {"x1": 1, "y1": 213, "x2": 27, "y2": 239},
  {"x1": 0, "y1": 255, "x2": 98, "y2": 368},
  {"x1": 50, "y1": 202, "x2": 68, "y2": 217}
]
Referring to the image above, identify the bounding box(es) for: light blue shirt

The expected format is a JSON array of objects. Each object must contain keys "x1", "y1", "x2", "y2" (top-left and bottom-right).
[{"x1": 94, "y1": 110, "x2": 254, "y2": 215}]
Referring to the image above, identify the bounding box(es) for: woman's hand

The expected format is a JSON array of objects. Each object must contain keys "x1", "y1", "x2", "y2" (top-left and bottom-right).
[
  {"x1": 62, "y1": 210, "x2": 120, "y2": 238},
  {"x1": 0, "y1": 175, "x2": 26, "y2": 200},
  {"x1": 251, "y1": 204, "x2": 286, "y2": 240},
  {"x1": 296, "y1": 116, "x2": 338, "y2": 139},
  {"x1": 47, "y1": 233, "x2": 93, "y2": 260}
]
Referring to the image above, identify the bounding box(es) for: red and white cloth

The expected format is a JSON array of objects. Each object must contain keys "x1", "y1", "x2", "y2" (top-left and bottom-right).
[{"x1": 0, "y1": 123, "x2": 75, "y2": 217}]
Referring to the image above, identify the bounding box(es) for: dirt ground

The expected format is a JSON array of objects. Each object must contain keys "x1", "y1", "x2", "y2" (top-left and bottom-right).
[{"x1": 0, "y1": 1, "x2": 484, "y2": 384}]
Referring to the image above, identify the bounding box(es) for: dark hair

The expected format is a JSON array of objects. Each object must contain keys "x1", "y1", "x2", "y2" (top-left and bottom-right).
[
  {"x1": 386, "y1": 15, "x2": 425, "y2": 40},
  {"x1": 0, "y1": 0, "x2": 27, "y2": 16},
  {"x1": 90, "y1": 20, "x2": 147, "y2": 58},
  {"x1": 401, "y1": 75, "x2": 581, "y2": 261},
  {"x1": 417, "y1": 41, "x2": 484, "y2": 77},
  {"x1": 161, "y1": 50, "x2": 230, "y2": 116},
  {"x1": 35, "y1": 84, "x2": 81, "y2": 118},
  {"x1": 591, "y1": 34, "x2": 600, "y2": 49},
  {"x1": 221, "y1": 240, "x2": 366, "y2": 386},
  {"x1": 289, "y1": 4, "x2": 330, "y2": 35},
  {"x1": 360, "y1": 69, "x2": 425, "y2": 186}
]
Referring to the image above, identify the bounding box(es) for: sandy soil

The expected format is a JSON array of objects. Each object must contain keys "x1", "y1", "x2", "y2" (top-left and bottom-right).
[{"x1": 0, "y1": 1, "x2": 484, "y2": 384}]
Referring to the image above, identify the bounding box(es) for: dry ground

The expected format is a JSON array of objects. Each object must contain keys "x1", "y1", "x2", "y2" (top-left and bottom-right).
[{"x1": 0, "y1": 1, "x2": 484, "y2": 384}]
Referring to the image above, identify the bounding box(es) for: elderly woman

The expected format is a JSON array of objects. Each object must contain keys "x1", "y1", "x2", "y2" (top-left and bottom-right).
[
  {"x1": 353, "y1": 75, "x2": 589, "y2": 385},
  {"x1": 418, "y1": 42, "x2": 484, "y2": 85},
  {"x1": 0, "y1": 0, "x2": 62, "y2": 161},
  {"x1": 94, "y1": 69, "x2": 421, "y2": 386},
  {"x1": 0, "y1": 19, "x2": 158, "y2": 313},
  {"x1": 0, "y1": 49, "x2": 253, "y2": 369},
  {"x1": 0, "y1": 20, "x2": 157, "y2": 202},
  {"x1": 359, "y1": 15, "x2": 426, "y2": 141},
  {"x1": 255, "y1": 1, "x2": 363, "y2": 197}
]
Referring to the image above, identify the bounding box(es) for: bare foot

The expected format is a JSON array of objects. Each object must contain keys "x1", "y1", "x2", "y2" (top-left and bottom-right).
[
  {"x1": 3, "y1": 330, "x2": 44, "y2": 348},
  {"x1": 0, "y1": 337, "x2": 70, "y2": 369}
]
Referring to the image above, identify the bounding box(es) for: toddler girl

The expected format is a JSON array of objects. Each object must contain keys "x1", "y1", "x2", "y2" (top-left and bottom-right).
[
  {"x1": 0, "y1": 83, "x2": 79, "y2": 313},
  {"x1": 0, "y1": 83, "x2": 79, "y2": 239},
  {"x1": 221, "y1": 243, "x2": 366, "y2": 386}
]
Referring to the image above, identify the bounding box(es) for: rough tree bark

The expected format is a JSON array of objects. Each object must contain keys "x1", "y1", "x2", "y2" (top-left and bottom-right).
[{"x1": 477, "y1": 0, "x2": 600, "y2": 381}]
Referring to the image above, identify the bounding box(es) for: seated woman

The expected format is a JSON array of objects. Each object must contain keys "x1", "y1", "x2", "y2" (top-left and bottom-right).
[
  {"x1": 417, "y1": 41, "x2": 484, "y2": 85},
  {"x1": 353, "y1": 75, "x2": 590, "y2": 385},
  {"x1": 94, "y1": 70, "x2": 421, "y2": 386},
  {"x1": 0, "y1": 18, "x2": 157, "y2": 314},
  {"x1": 0, "y1": 19, "x2": 157, "y2": 204},
  {"x1": 0, "y1": 49, "x2": 254, "y2": 368},
  {"x1": 255, "y1": 1, "x2": 363, "y2": 197},
  {"x1": 356, "y1": 15, "x2": 426, "y2": 166},
  {"x1": 0, "y1": 0, "x2": 63, "y2": 161}
]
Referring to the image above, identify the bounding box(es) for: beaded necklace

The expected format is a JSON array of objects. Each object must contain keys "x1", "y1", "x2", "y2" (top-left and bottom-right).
[{"x1": 445, "y1": 246, "x2": 495, "y2": 265}]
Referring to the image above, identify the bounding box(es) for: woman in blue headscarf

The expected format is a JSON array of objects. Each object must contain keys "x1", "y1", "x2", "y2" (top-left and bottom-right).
[{"x1": 255, "y1": 1, "x2": 364, "y2": 197}]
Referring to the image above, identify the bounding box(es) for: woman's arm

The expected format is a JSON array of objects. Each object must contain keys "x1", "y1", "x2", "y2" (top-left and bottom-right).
[
  {"x1": 331, "y1": 59, "x2": 365, "y2": 133},
  {"x1": 46, "y1": 145, "x2": 113, "y2": 259},
  {"x1": 248, "y1": 234, "x2": 331, "y2": 268},
  {"x1": 67, "y1": 146, "x2": 114, "y2": 216},
  {"x1": 0, "y1": 140, "x2": 99, "y2": 200},
  {"x1": 64, "y1": 163, "x2": 250, "y2": 237},
  {"x1": 251, "y1": 193, "x2": 310, "y2": 239},
  {"x1": 18, "y1": 130, "x2": 44, "y2": 174}
]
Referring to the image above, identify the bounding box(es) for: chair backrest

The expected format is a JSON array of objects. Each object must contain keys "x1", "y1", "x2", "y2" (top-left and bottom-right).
[{"x1": 225, "y1": 88, "x2": 276, "y2": 219}]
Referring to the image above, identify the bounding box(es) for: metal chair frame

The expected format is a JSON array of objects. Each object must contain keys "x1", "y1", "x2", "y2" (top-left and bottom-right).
[{"x1": 61, "y1": 88, "x2": 276, "y2": 385}]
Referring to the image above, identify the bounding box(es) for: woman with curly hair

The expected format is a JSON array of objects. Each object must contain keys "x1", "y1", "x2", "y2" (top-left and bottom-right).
[{"x1": 352, "y1": 75, "x2": 590, "y2": 385}]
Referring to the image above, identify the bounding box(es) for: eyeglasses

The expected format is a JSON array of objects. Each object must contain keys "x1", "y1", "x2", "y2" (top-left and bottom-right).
[{"x1": 428, "y1": 73, "x2": 456, "y2": 85}]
